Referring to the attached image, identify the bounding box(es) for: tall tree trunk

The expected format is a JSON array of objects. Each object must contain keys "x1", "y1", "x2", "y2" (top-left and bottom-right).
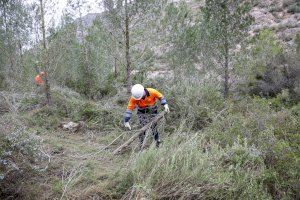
[
  {"x1": 18, "y1": 40, "x2": 24, "y2": 66},
  {"x1": 78, "y1": 2, "x2": 91, "y2": 98},
  {"x1": 40, "y1": 0, "x2": 52, "y2": 106},
  {"x1": 114, "y1": 57, "x2": 118, "y2": 78},
  {"x1": 125, "y1": 0, "x2": 132, "y2": 93},
  {"x1": 83, "y1": 45, "x2": 91, "y2": 97},
  {"x1": 224, "y1": 42, "x2": 229, "y2": 99}
]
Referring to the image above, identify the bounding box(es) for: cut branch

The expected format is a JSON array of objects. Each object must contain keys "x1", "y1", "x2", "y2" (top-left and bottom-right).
[{"x1": 113, "y1": 111, "x2": 166, "y2": 155}]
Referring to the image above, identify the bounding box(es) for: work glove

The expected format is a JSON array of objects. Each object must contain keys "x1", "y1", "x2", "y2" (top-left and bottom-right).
[
  {"x1": 164, "y1": 104, "x2": 170, "y2": 113},
  {"x1": 124, "y1": 122, "x2": 131, "y2": 130}
]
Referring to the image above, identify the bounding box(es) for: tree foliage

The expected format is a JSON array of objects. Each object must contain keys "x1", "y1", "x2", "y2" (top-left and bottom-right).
[
  {"x1": 201, "y1": 0, "x2": 253, "y2": 97},
  {"x1": 0, "y1": 0, "x2": 32, "y2": 90}
]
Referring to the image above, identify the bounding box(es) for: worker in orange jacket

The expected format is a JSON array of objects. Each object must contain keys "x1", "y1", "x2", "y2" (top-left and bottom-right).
[
  {"x1": 124, "y1": 84, "x2": 170, "y2": 147},
  {"x1": 34, "y1": 71, "x2": 46, "y2": 93}
]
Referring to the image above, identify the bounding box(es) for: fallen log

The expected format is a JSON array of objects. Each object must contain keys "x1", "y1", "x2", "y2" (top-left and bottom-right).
[{"x1": 113, "y1": 111, "x2": 166, "y2": 155}]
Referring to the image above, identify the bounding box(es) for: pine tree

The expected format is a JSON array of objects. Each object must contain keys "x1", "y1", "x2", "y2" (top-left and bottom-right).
[
  {"x1": 202, "y1": 0, "x2": 252, "y2": 98},
  {"x1": 103, "y1": 0, "x2": 166, "y2": 92},
  {"x1": 0, "y1": 0, "x2": 31, "y2": 90}
]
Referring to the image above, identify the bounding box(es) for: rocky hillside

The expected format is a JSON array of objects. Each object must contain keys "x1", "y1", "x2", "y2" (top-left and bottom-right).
[
  {"x1": 78, "y1": 0, "x2": 299, "y2": 46},
  {"x1": 250, "y1": 0, "x2": 300, "y2": 46},
  {"x1": 67, "y1": 0, "x2": 299, "y2": 80}
]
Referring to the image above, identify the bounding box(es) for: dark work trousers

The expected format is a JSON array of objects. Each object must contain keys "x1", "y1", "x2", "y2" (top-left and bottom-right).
[{"x1": 137, "y1": 106, "x2": 159, "y2": 145}]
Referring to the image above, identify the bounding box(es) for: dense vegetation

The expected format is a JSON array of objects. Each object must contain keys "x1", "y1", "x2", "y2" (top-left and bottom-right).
[{"x1": 0, "y1": 0, "x2": 299, "y2": 199}]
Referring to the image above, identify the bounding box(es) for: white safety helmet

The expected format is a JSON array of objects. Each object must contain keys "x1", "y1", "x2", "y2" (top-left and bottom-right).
[{"x1": 131, "y1": 84, "x2": 144, "y2": 100}]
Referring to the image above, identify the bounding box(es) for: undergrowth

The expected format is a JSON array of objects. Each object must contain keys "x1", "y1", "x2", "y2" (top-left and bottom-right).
[
  {"x1": 111, "y1": 84, "x2": 300, "y2": 199},
  {"x1": 1, "y1": 78, "x2": 299, "y2": 199}
]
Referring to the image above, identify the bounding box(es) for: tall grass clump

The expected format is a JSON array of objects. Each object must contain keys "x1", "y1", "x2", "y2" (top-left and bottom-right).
[{"x1": 117, "y1": 134, "x2": 271, "y2": 199}]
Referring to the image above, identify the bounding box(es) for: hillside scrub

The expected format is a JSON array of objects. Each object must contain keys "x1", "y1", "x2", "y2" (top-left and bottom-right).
[
  {"x1": 112, "y1": 92, "x2": 300, "y2": 199},
  {"x1": 2, "y1": 62, "x2": 299, "y2": 199},
  {"x1": 1, "y1": 80, "x2": 299, "y2": 199},
  {"x1": 1, "y1": 0, "x2": 300, "y2": 199},
  {"x1": 22, "y1": 71, "x2": 294, "y2": 200},
  {"x1": 0, "y1": 114, "x2": 48, "y2": 199}
]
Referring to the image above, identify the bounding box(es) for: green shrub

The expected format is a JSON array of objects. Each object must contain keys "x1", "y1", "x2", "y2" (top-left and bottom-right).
[
  {"x1": 242, "y1": 29, "x2": 300, "y2": 100},
  {"x1": 0, "y1": 73, "x2": 6, "y2": 90},
  {"x1": 65, "y1": 71, "x2": 118, "y2": 99},
  {"x1": 252, "y1": 29, "x2": 283, "y2": 58},
  {"x1": 269, "y1": 4, "x2": 283, "y2": 12},
  {"x1": 24, "y1": 106, "x2": 60, "y2": 130},
  {"x1": 290, "y1": 103, "x2": 300, "y2": 116},
  {"x1": 162, "y1": 74, "x2": 224, "y2": 131},
  {"x1": 78, "y1": 102, "x2": 103, "y2": 121},
  {"x1": 97, "y1": 73, "x2": 118, "y2": 98},
  {"x1": 0, "y1": 127, "x2": 44, "y2": 198},
  {"x1": 19, "y1": 97, "x2": 41, "y2": 111},
  {"x1": 287, "y1": 3, "x2": 300, "y2": 13},
  {"x1": 296, "y1": 33, "x2": 300, "y2": 53},
  {"x1": 76, "y1": 102, "x2": 121, "y2": 130},
  {"x1": 282, "y1": 0, "x2": 295, "y2": 8}
]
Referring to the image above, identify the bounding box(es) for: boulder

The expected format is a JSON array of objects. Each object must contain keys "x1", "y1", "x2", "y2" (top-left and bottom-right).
[{"x1": 62, "y1": 121, "x2": 84, "y2": 132}]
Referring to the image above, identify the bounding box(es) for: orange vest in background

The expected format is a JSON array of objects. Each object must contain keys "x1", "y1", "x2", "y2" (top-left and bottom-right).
[{"x1": 34, "y1": 74, "x2": 44, "y2": 85}]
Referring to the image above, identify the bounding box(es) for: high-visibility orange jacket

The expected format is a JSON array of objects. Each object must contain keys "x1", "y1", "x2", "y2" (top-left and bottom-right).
[
  {"x1": 34, "y1": 74, "x2": 45, "y2": 86},
  {"x1": 124, "y1": 88, "x2": 167, "y2": 122}
]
